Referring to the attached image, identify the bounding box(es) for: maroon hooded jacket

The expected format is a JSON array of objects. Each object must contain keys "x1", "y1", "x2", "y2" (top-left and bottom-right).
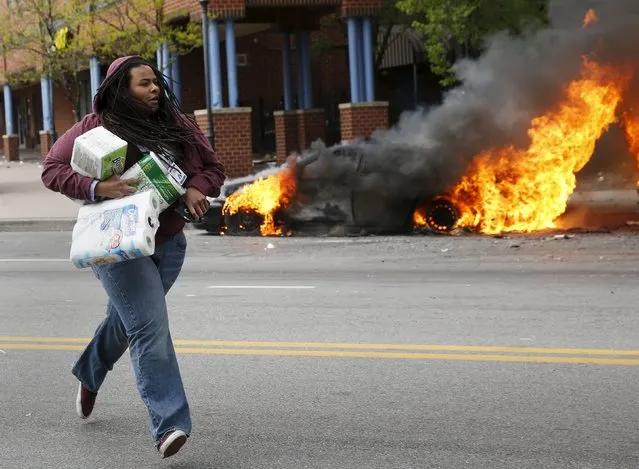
[{"x1": 41, "y1": 56, "x2": 226, "y2": 245}]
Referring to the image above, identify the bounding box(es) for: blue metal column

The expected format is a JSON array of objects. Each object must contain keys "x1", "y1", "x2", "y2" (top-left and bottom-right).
[
  {"x1": 346, "y1": 17, "x2": 361, "y2": 103},
  {"x1": 225, "y1": 19, "x2": 238, "y2": 108},
  {"x1": 89, "y1": 56, "x2": 101, "y2": 101},
  {"x1": 281, "y1": 32, "x2": 293, "y2": 111},
  {"x1": 40, "y1": 76, "x2": 53, "y2": 132},
  {"x1": 295, "y1": 31, "x2": 306, "y2": 108},
  {"x1": 171, "y1": 51, "x2": 182, "y2": 105},
  {"x1": 300, "y1": 30, "x2": 313, "y2": 109},
  {"x1": 208, "y1": 19, "x2": 223, "y2": 108},
  {"x1": 362, "y1": 16, "x2": 375, "y2": 102},
  {"x1": 355, "y1": 17, "x2": 365, "y2": 102},
  {"x1": 161, "y1": 43, "x2": 172, "y2": 89},
  {"x1": 3, "y1": 85, "x2": 14, "y2": 135},
  {"x1": 48, "y1": 77, "x2": 55, "y2": 134}
]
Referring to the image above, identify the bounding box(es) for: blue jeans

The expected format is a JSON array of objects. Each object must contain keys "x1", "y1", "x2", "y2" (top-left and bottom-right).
[{"x1": 72, "y1": 232, "x2": 191, "y2": 442}]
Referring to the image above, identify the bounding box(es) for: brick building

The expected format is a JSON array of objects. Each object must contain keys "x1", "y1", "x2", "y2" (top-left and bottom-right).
[{"x1": 0, "y1": 0, "x2": 426, "y2": 178}]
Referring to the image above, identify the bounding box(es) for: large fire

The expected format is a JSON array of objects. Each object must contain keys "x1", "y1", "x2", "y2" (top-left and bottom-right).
[
  {"x1": 441, "y1": 8, "x2": 634, "y2": 234},
  {"x1": 223, "y1": 166, "x2": 298, "y2": 236},
  {"x1": 447, "y1": 58, "x2": 629, "y2": 234}
]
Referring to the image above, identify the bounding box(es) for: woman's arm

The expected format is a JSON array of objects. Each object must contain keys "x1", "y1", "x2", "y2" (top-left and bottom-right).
[
  {"x1": 41, "y1": 115, "x2": 102, "y2": 201},
  {"x1": 184, "y1": 122, "x2": 226, "y2": 198}
]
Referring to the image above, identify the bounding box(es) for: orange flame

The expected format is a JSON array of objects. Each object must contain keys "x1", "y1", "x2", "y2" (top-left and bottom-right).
[
  {"x1": 222, "y1": 166, "x2": 298, "y2": 236},
  {"x1": 448, "y1": 58, "x2": 630, "y2": 234},
  {"x1": 620, "y1": 111, "x2": 639, "y2": 186},
  {"x1": 413, "y1": 209, "x2": 427, "y2": 227},
  {"x1": 621, "y1": 113, "x2": 639, "y2": 155},
  {"x1": 583, "y1": 8, "x2": 598, "y2": 27}
]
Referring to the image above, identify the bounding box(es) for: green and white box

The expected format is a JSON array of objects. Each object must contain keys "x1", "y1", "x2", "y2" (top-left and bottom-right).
[
  {"x1": 71, "y1": 126, "x2": 128, "y2": 180},
  {"x1": 121, "y1": 152, "x2": 185, "y2": 212}
]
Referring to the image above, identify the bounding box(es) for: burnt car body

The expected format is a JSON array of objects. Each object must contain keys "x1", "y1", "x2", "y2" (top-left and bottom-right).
[{"x1": 193, "y1": 140, "x2": 459, "y2": 236}]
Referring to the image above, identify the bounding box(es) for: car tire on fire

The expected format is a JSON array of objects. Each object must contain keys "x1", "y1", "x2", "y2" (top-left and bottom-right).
[
  {"x1": 224, "y1": 210, "x2": 264, "y2": 236},
  {"x1": 423, "y1": 197, "x2": 459, "y2": 234}
]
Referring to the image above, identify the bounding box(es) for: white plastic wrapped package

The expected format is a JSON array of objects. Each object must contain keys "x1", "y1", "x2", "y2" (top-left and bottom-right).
[
  {"x1": 121, "y1": 152, "x2": 185, "y2": 212},
  {"x1": 70, "y1": 190, "x2": 161, "y2": 269},
  {"x1": 71, "y1": 126, "x2": 128, "y2": 180}
]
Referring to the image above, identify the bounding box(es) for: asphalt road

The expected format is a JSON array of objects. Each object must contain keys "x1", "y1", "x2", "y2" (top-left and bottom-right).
[{"x1": 2, "y1": 230, "x2": 639, "y2": 469}]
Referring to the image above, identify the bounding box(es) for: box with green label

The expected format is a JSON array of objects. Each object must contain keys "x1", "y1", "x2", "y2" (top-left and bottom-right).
[
  {"x1": 121, "y1": 152, "x2": 185, "y2": 212},
  {"x1": 71, "y1": 126, "x2": 128, "y2": 180}
]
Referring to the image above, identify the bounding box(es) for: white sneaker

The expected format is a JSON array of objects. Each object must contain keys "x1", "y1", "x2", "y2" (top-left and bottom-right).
[{"x1": 157, "y1": 430, "x2": 188, "y2": 458}]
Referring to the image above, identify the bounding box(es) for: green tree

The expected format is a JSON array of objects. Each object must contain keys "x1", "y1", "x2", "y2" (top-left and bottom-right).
[
  {"x1": 0, "y1": 0, "x2": 201, "y2": 123},
  {"x1": 89, "y1": 0, "x2": 202, "y2": 64},
  {"x1": 395, "y1": 0, "x2": 548, "y2": 85},
  {"x1": 0, "y1": 0, "x2": 100, "y2": 123}
]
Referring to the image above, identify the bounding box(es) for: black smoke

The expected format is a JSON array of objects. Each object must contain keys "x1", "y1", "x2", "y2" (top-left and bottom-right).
[{"x1": 301, "y1": 0, "x2": 639, "y2": 201}]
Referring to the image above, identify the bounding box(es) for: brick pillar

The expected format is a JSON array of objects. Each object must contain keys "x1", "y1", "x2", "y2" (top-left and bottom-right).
[
  {"x1": 194, "y1": 107, "x2": 253, "y2": 178},
  {"x1": 339, "y1": 102, "x2": 389, "y2": 142},
  {"x1": 296, "y1": 109, "x2": 325, "y2": 151},
  {"x1": 274, "y1": 110, "x2": 298, "y2": 165},
  {"x1": 40, "y1": 131, "x2": 55, "y2": 160},
  {"x1": 2, "y1": 135, "x2": 19, "y2": 161}
]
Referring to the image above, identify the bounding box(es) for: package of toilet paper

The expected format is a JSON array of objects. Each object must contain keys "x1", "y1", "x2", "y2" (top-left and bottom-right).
[
  {"x1": 71, "y1": 126, "x2": 128, "y2": 180},
  {"x1": 121, "y1": 152, "x2": 185, "y2": 212},
  {"x1": 69, "y1": 190, "x2": 161, "y2": 269}
]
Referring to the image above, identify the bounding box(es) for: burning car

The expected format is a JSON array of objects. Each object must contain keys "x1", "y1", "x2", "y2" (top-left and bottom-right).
[
  {"x1": 194, "y1": 140, "x2": 460, "y2": 236},
  {"x1": 195, "y1": 8, "x2": 639, "y2": 238},
  {"x1": 195, "y1": 7, "x2": 639, "y2": 239}
]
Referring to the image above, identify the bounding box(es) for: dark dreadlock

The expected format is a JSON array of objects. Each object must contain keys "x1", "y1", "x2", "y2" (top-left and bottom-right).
[{"x1": 94, "y1": 56, "x2": 202, "y2": 162}]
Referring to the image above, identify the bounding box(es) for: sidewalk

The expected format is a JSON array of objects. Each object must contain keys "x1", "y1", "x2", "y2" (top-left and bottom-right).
[
  {"x1": 0, "y1": 148, "x2": 275, "y2": 232},
  {"x1": 0, "y1": 158, "x2": 80, "y2": 231}
]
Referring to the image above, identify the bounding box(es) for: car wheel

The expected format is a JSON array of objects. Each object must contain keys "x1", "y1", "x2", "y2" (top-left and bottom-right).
[
  {"x1": 224, "y1": 210, "x2": 264, "y2": 236},
  {"x1": 424, "y1": 198, "x2": 459, "y2": 233}
]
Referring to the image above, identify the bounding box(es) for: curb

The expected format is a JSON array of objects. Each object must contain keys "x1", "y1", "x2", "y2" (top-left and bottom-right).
[
  {"x1": 0, "y1": 218, "x2": 200, "y2": 232},
  {"x1": 0, "y1": 218, "x2": 77, "y2": 232}
]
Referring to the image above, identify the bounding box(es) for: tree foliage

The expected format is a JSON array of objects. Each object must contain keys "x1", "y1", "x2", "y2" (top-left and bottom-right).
[
  {"x1": 0, "y1": 0, "x2": 202, "y2": 123},
  {"x1": 395, "y1": 0, "x2": 548, "y2": 85},
  {"x1": 89, "y1": 0, "x2": 202, "y2": 62}
]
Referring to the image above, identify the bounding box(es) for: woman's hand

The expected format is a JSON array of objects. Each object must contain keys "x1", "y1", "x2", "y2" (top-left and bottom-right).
[
  {"x1": 95, "y1": 174, "x2": 139, "y2": 199},
  {"x1": 183, "y1": 187, "x2": 210, "y2": 219}
]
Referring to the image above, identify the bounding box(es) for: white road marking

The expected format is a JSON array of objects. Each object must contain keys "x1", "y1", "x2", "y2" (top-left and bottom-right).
[
  {"x1": 0, "y1": 258, "x2": 67, "y2": 263},
  {"x1": 207, "y1": 285, "x2": 316, "y2": 290},
  {"x1": 0, "y1": 349, "x2": 6, "y2": 354}
]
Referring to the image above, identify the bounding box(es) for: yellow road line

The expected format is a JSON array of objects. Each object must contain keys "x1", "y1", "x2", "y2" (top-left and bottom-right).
[
  {"x1": 1, "y1": 343, "x2": 639, "y2": 365},
  {"x1": 0, "y1": 336, "x2": 638, "y2": 356}
]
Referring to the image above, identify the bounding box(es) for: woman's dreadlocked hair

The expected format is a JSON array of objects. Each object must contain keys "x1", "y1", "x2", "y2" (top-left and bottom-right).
[{"x1": 95, "y1": 56, "x2": 202, "y2": 162}]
